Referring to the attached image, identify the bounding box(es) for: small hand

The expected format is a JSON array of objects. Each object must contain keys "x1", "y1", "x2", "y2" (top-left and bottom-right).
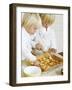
[
  {"x1": 30, "y1": 56, "x2": 40, "y2": 66},
  {"x1": 31, "y1": 49, "x2": 36, "y2": 55},
  {"x1": 34, "y1": 61, "x2": 40, "y2": 67},
  {"x1": 35, "y1": 43, "x2": 43, "y2": 50},
  {"x1": 48, "y1": 48, "x2": 57, "y2": 53}
]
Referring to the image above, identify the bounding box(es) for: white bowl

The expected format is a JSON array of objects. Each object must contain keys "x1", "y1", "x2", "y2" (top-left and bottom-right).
[{"x1": 23, "y1": 66, "x2": 41, "y2": 77}]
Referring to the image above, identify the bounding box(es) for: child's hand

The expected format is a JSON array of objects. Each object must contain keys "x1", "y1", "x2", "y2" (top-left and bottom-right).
[
  {"x1": 33, "y1": 60, "x2": 40, "y2": 67},
  {"x1": 29, "y1": 56, "x2": 40, "y2": 66},
  {"x1": 35, "y1": 43, "x2": 43, "y2": 50},
  {"x1": 31, "y1": 49, "x2": 36, "y2": 55},
  {"x1": 48, "y1": 48, "x2": 57, "y2": 53}
]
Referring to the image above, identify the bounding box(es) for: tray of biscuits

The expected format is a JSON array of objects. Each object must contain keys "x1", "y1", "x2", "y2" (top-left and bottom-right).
[{"x1": 36, "y1": 52, "x2": 63, "y2": 72}]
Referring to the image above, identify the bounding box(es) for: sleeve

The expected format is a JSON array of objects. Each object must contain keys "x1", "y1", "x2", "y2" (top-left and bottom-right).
[
  {"x1": 22, "y1": 32, "x2": 36, "y2": 62},
  {"x1": 40, "y1": 38, "x2": 49, "y2": 51},
  {"x1": 33, "y1": 30, "x2": 48, "y2": 51},
  {"x1": 31, "y1": 41, "x2": 37, "y2": 48},
  {"x1": 22, "y1": 43, "x2": 36, "y2": 62},
  {"x1": 39, "y1": 30, "x2": 57, "y2": 51},
  {"x1": 50, "y1": 31, "x2": 57, "y2": 49},
  {"x1": 31, "y1": 31, "x2": 42, "y2": 48}
]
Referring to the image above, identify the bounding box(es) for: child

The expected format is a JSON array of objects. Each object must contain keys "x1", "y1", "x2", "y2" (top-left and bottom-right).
[
  {"x1": 22, "y1": 13, "x2": 42, "y2": 63},
  {"x1": 35, "y1": 14, "x2": 57, "y2": 53}
]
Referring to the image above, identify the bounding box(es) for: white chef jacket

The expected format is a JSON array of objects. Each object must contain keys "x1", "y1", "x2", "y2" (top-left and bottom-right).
[
  {"x1": 22, "y1": 27, "x2": 36, "y2": 62},
  {"x1": 35, "y1": 26, "x2": 57, "y2": 51}
]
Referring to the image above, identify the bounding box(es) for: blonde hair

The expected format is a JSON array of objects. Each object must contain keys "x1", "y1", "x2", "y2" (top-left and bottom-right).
[
  {"x1": 22, "y1": 13, "x2": 42, "y2": 30},
  {"x1": 40, "y1": 14, "x2": 55, "y2": 25}
]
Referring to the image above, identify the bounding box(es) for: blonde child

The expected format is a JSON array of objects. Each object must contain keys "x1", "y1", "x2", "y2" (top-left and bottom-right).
[
  {"x1": 22, "y1": 13, "x2": 42, "y2": 63},
  {"x1": 34, "y1": 14, "x2": 57, "y2": 53}
]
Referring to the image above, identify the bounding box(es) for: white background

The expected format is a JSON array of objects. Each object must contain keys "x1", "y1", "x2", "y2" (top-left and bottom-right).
[
  {"x1": 0, "y1": 0, "x2": 72, "y2": 90},
  {"x1": 52, "y1": 15, "x2": 63, "y2": 52}
]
